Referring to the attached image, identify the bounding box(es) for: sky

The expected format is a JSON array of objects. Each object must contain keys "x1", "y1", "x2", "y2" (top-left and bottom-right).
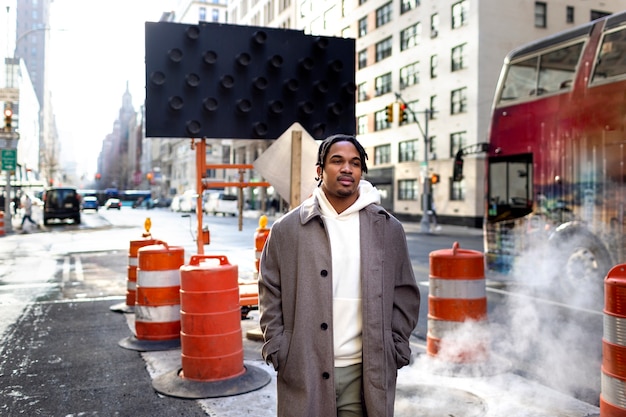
[{"x1": 48, "y1": 0, "x2": 178, "y2": 176}]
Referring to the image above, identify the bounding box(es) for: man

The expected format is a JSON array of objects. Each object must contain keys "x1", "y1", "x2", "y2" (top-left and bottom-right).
[
  {"x1": 258, "y1": 134, "x2": 420, "y2": 417},
  {"x1": 20, "y1": 194, "x2": 38, "y2": 229}
]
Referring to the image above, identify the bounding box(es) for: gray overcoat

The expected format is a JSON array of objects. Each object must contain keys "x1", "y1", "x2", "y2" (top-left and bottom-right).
[{"x1": 258, "y1": 197, "x2": 420, "y2": 417}]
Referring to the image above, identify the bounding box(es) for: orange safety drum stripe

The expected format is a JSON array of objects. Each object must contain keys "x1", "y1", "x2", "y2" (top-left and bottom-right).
[
  {"x1": 136, "y1": 286, "x2": 181, "y2": 305},
  {"x1": 428, "y1": 297, "x2": 487, "y2": 322},
  {"x1": 138, "y1": 248, "x2": 184, "y2": 270}
]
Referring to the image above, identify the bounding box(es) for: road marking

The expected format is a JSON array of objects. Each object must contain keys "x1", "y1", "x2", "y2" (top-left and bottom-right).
[
  {"x1": 62, "y1": 256, "x2": 70, "y2": 283},
  {"x1": 73, "y1": 255, "x2": 84, "y2": 282}
]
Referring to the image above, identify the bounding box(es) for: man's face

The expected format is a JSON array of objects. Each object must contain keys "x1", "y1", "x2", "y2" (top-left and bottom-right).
[{"x1": 317, "y1": 140, "x2": 363, "y2": 205}]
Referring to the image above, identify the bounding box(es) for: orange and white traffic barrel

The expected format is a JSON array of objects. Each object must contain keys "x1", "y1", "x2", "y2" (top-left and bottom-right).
[
  {"x1": 110, "y1": 235, "x2": 156, "y2": 313},
  {"x1": 179, "y1": 255, "x2": 244, "y2": 381},
  {"x1": 119, "y1": 240, "x2": 184, "y2": 351},
  {"x1": 152, "y1": 255, "x2": 271, "y2": 399},
  {"x1": 601, "y1": 263, "x2": 626, "y2": 416},
  {"x1": 0, "y1": 211, "x2": 4, "y2": 237},
  {"x1": 427, "y1": 241, "x2": 488, "y2": 363},
  {"x1": 253, "y1": 215, "x2": 270, "y2": 279}
]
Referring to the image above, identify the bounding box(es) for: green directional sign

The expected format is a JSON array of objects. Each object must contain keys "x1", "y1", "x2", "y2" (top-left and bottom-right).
[{"x1": 1, "y1": 148, "x2": 16, "y2": 171}]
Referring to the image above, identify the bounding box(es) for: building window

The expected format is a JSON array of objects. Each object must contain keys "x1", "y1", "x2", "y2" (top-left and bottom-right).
[
  {"x1": 357, "y1": 115, "x2": 367, "y2": 135},
  {"x1": 359, "y1": 16, "x2": 368, "y2": 37},
  {"x1": 357, "y1": 82, "x2": 368, "y2": 102},
  {"x1": 590, "y1": 10, "x2": 611, "y2": 20},
  {"x1": 358, "y1": 49, "x2": 367, "y2": 69},
  {"x1": 359, "y1": 0, "x2": 367, "y2": 5},
  {"x1": 452, "y1": 0, "x2": 468, "y2": 29},
  {"x1": 376, "y1": 2, "x2": 393, "y2": 27},
  {"x1": 431, "y1": 13, "x2": 439, "y2": 38},
  {"x1": 430, "y1": 95, "x2": 437, "y2": 119},
  {"x1": 374, "y1": 144, "x2": 391, "y2": 164},
  {"x1": 399, "y1": 139, "x2": 418, "y2": 162},
  {"x1": 451, "y1": 43, "x2": 466, "y2": 71},
  {"x1": 535, "y1": 2, "x2": 547, "y2": 28},
  {"x1": 375, "y1": 109, "x2": 391, "y2": 132},
  {"x1": 450, "y1": 180, "x2": 465, "y2": 201},
  {"x1": 375, "y1": 37, "x2": 393, "y2": 62},
  {"x1": 400, "y1": 22, "x2": 421, "y2": 51},
  {"x1": 199, "y1": 7, "x2": 207, "y2": 21},
  {"x1": 406, "y1": 99, "x2": 419, "y2": 123},
  {"x1": 450, "y1": 131, "x2": 467, "y2": 158},
  {"x1": 451, "y1": 87, "x2": 468, "y2": 114},
  {"x1": 212, "y1": 9, "x2": 219, "y2": 22},
  {"x1": 398, "y1": 179, "x2": 418, "y2": 200},
  {"x1": 430, "y1": 55, "x2": 438, "y2": 78},
  {"x1": 375, "y1": 72, "x2": 392, "y2": 96},
  {"x1": 401, "y1": 0, "x2": 419, "y2": 15},
  {"x1": 400, "y1": 62, "x2": 419, "y2": 89},
  {"x1": 566, "y1": 6, "x2": 574, "y2": 23}
]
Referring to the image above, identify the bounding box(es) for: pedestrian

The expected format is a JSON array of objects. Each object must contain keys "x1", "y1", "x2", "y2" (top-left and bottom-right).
[
  {"x1": 258, "y1": 134, "x2": 420, "y2": 417},
  {"x1": 20, "y1": 194, "x2": 38, "y2": 229},
  {"x1": 428, "y1": 194, "x2": 441, "y2": 232}
]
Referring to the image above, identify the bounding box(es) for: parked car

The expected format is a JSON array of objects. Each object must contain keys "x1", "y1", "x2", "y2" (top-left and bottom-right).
[
  {"x1": 81, "y1": 196, "x2": 99, "y2": 211},
  {"x1": 170, "y1": 195, "x2": 181, "y2": 212},
  {"x1": 179, "y1": 190, "x2": 199, "y2": 213},
  {"x1": 43, "y1": 187, "x2": 81, "y2": 225},
  {"x1": 204, "y1": 192, "x2": 238, "y2": 216},
  {"x1": 104, "y1": 198, "x2": 122, "y2": 210}
]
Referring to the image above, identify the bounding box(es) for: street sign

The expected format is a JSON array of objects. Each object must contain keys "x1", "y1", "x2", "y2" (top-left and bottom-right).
[
  {"x1": 0, "y1": 88, "x2": 19, "y2": 102},
  {"x1": 1, "y1": 149, "x2": 16, "y2": 171}
]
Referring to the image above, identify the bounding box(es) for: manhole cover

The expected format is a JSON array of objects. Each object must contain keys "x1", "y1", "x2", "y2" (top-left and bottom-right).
[{"x1": 396, "y1": 384, "x2": 487, "y2": 417}]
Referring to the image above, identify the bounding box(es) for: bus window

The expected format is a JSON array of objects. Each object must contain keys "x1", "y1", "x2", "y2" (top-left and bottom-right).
[
  {"x1": 592, "y1": 28, "x2": 626, "y2": 82},
  {"x1": 537, "y1": 42, "x2": 583, "y2": 93},
  {"x1": 499, "y1": 41, "x2": 583, "y2": 103},
  {"x1": 500, "y1": 57, "x2": 537, "y2": 102}
]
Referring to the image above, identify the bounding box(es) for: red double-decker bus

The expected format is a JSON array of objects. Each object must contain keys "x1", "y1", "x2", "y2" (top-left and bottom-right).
[{"x1": 484, "y1": 11, "x2": 626, "y2": 306}]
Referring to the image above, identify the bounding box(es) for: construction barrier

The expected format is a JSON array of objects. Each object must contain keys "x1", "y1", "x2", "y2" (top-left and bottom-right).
[
  {"x1": 253, "y1": 215, "x2": 270, "y2": 279},
  {"x1": 0, "y1": 211, "x2": 4, "y2": 237},
  {"x1": 110, "y1": 231, "x2": 156, "y2": 313},
  {"x1": 119, "y1": 240, "x2": 184, "y2": 351},
  {"x1": 427, "y1": 241, "x2": 488, "y2": 363},
  {"x1": 601, "y1": 263, "x2": 626, "y2": 416},
  {"x1": 152, "y1": 255, "x2": 271, "y2": 399},
  {"x1": 179, "y1": 255, "x2": 244, "y2": 381}
]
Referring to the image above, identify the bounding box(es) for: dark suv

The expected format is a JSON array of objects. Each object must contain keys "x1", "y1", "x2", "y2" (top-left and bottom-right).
[{"x1": 43, "y1": 187, "x2": 81, "y2": 225}]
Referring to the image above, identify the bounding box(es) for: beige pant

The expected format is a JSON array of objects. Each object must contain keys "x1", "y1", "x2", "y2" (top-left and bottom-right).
[{"x1": 335, "y1": 363, "x2": 363, "y2": 417}]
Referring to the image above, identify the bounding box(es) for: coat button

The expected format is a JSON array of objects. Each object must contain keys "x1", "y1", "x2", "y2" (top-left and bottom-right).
[
  {"x1": 322, "y1": 372, "x2": 330, "y2": 379},
  {"x1": 320, "y1": 270, "x2": 328, "y2": 277},
  {"x1": 321, "y1": 322, "x2": 328, "y2": 330}
]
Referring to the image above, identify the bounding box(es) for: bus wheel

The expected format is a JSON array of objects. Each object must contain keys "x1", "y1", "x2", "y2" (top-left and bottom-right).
[{"x1": 552, "y1": 232, "x2": 611, "y2": 309}]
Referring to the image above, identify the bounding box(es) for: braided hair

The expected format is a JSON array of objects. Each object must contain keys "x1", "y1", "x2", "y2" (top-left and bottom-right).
[{"x1": 315, "y1": 134, "x2": 369, "y2": 186}]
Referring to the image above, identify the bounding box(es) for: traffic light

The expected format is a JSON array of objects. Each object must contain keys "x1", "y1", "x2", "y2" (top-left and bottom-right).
[
  {"x1": 4, "y1": 106, "x2": 13, "y2": 132},
  {"x1": 399, "y1": 103, "x2": 408, "y2": 124},
  {"x1": 95, "y1": 173, "x2": 101, "y2": 180},
  {"x1": 431, "y1": 173, "x2": 440, "y2": 184},
  {"x1": 385, "y1": 103, "x2": 394, "y2": 123},
  {"x1": 453, "y1": 154, "x2": 464, "y2": 182}
]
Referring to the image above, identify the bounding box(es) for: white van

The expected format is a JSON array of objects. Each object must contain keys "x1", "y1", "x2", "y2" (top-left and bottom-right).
[{"x1": 204, "y1": 192, "x2": 238, "y2": 216}]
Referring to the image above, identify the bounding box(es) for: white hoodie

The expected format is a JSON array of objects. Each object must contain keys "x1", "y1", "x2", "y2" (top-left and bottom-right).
[{"x1": 314, "y1": 180, "x2": 381, "y2": 367}]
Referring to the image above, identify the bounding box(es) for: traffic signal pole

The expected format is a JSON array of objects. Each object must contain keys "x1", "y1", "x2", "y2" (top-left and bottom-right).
[{"x1": 394, "y1": 92, "x2": 433, "y2": 233}]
